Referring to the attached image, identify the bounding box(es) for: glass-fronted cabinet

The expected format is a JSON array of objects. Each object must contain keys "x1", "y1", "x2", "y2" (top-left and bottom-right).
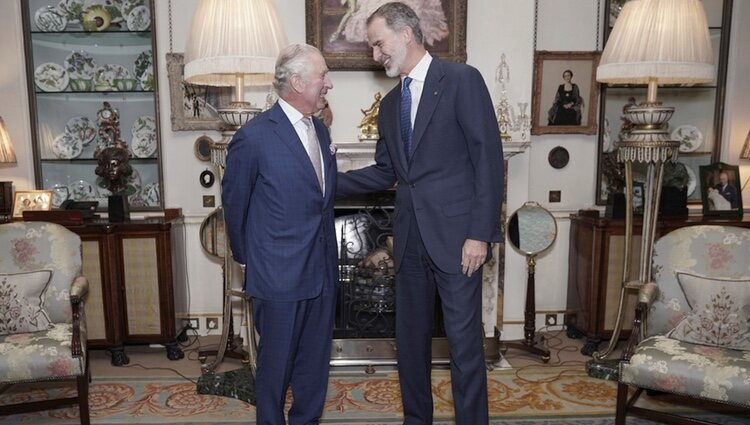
[
  {"x1": 22, "y1": 0, "x2": 162, "y2": 211},
  {"x1": 596, "y1": 0, "x2": 732, "y2": 205}
]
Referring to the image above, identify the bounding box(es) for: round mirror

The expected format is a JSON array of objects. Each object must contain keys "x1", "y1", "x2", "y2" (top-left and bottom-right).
[
  {"x1": 200, "y1": 207, "x2": 226, "y2": 260},
  {"x1": 507, "y1": 202, "x2": 557, "y2": 256},
  {"x1": 194, "y1": 135, "x2": 213, "y2": 162}
]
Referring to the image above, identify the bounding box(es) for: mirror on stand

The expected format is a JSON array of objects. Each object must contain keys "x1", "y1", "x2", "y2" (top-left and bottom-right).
[{"x1": 503, "y1": 201, "x2": 558, "y2": 362}]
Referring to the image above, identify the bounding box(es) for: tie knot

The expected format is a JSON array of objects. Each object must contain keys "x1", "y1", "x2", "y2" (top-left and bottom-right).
[
  {"x1": 403, "y1": 76, "x2": 412, "y2": 91},
  {"x1": 302, "y1": 116, "x2": 313, "y2": 129}
]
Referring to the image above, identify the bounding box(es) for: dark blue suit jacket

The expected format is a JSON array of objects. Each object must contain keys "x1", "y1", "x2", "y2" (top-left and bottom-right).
[
  {"x1": 338, "y1": 57, "x2": 504, "y2": 274},
  {"x1": 222, "y1": 103, "x2": 338, "y2": 301}
]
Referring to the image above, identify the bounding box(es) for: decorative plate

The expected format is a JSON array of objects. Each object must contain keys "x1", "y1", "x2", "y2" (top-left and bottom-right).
[
  {"x1": 141, "y1": 182, "x2": 160, "y2": 207},
  {"x1": 68, "y1": 179, "x2": 98, "y2": 201},
  {"x1": 52, "y1": 132, "x2": 83, "y2": 159},
  {"x1": 134, "y1": 50, "x2": 152, "y2": 80},
  {"x1": 35, "y1": 6, "x2": 68, "y2": 32},
  {"x1": 132, "y1": 131, "x2": 157, "y2": 158},
  {"x1": 685, "y1": 165, "x2": 697, "y2": 197},
  {"x1": 64, "y1": 50, "x2": 96, "y2": 80},
  {"x1": 94, "y1": 63, "x2": 131, "y2": 90},
  {"x1": 139, "y1": 68, "x2": 154, "y2": 91},
  {"x1": 65, "y1": 115, "x2": 97, "y2": 146},
  {"x1": 47, "y1": 183, "x2": 70, "y2": 208},
  {"x1": 126, "y1": 5, "x2": 151, "y2": 31},
  {"x1": 120, "y1": 0, "x2": 144, "y2": 17},
  {"x1": 131, "y1": 115, "x2": 156, "y2": 138},
  {"x1": 57, "y1": 0, "x2": 85, "y2": 23},
  {"x1": 672, "y1": 125, "x2": 703, "y2": 153},
  {"x1": 34, "y1": 63, "x2": 69, "y2": 92}
]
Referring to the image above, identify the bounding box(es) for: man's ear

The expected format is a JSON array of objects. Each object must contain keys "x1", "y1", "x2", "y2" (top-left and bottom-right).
[{"x1": 290, "y1": 74, "x2": 305, "y2": 94}]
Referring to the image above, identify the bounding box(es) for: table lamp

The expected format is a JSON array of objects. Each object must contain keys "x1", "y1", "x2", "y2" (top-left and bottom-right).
[
  {"x1": 183, "y1": 0, "x2": 287, "y2": 398},
  {"x1": 589, "y1": 0, "x2": 714, "y2": 374},
  {"x1": 0, "y1": 116, "x2": 16, "y2": 217}
]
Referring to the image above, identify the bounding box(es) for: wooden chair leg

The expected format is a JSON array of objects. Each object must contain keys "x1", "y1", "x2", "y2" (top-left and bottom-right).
[
  {"x1": 615, "y1": 382, "x2": 628, "y2": 425},
  {"x1": 77, "y1": 372, "x2": 90, "y2": 425}
]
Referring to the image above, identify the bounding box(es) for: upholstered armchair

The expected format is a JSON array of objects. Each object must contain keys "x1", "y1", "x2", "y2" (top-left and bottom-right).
[
  {"x1": 616, "y1": 225, "x2": 750, "y2": 425},
  {"x1": 0, "y1": 222, "x2": 90, "y2": 424}
]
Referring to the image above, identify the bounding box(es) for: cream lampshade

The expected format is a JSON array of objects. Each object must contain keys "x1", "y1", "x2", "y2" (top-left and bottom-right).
[
  {"x1": 184, "y1": 0, "x2": 287, "y2": 128},
  {"x1": 590, "y1": 0, "x2": 714, "y2": 367}
]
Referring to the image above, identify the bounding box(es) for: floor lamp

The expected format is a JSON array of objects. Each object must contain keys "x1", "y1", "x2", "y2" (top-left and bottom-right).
[
  {"x1": 183, "y1": 0, "x2": 287, "y2": 401},
  {"x1": 587, "y1": 0, "x2": 715, "y2": 379}
]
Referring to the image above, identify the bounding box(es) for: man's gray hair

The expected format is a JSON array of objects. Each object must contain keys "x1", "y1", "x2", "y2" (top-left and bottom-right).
[
  {"x1": 273, "y1": 43, "x2": 321, "y2": 97},
  {"x1": 367, "y1": 2, "x2": 424, "y2": 45}
]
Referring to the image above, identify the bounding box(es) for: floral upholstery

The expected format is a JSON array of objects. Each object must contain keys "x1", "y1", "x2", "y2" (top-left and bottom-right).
[
  {"x1": 618, "y1": 225, "x2": 750, "y2": 418},
  {"x1": 0, "y1": 221, "x2": 89, "y2": 424},
  {"x1": 621, "y1": 335, "x2": 750, "y2": 407}
]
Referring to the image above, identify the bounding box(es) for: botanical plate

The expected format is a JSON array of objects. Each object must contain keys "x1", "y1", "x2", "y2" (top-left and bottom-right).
[
  {"x1": 120, "y1": 0, "x2": 144, "y2": 17},
  {"x1": 65, "y1": 115, "x2": 97, "y2": 146},
  {"x1": 35, "y1": 6, "x2": 68, "y2": 32},
  {"x1": 685, "y1": 165, "x2": 697, "y2": 197},
  {"x1": 94, "y1": 63, "x2": 131, "y2": 90},
  {"x1": 131, "y1": 115, "x2": 156, "y2": 138},
  {"x1": 141, "y1": 182, "x2": 160, "y2": 207},
  {"x1": 132, "y1": 132, "x2": 157, "y2": 158},
  {"x1": 52, "y1": 132, "x2": 83, "y2": 159},
  {"x1": 139, "y1": 68, "x2": 154, "y2": 91},
  {"x1": 47, "y1": 183, "x2": 70, "y2": 208},
  {"x1": 58, "y1": 0, "x2": 85, "y2": 23},
  {"x1": 126, "y1": 5, "x2": 150, "y2": 31},
  {"x1": 134, "y1": 50, "x2": 152, "y2": 80},
  {"x1": 672, "y1": 125, "x2": 703, "y2": 153},
  {"x1": 68, "y1": 179, "x2": 98, "y2": 201},
  {"x1": 35, "y1": 63, "x2": 69, "y2": 92},
  {"x1": 64, "y1": 50, "x2": 96, "y2": 80}
]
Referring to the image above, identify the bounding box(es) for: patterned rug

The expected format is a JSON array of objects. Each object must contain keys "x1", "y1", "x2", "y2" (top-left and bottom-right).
[{"x1": 0, "y1": 366, "x2": 747, "y2": 424}]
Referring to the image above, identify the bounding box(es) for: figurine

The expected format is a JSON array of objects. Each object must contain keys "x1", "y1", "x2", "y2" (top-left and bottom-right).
[
  {"x1": 94, "y1": 101, "x2": 127, "y2": 158},
  {"x1": 358, "y1": 92, "x2": 381, "y2": 141}
]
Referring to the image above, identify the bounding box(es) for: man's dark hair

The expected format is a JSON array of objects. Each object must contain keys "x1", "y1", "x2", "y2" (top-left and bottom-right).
[{"x1": 367, "y1": 2, "x2": 424, "y2": 45}]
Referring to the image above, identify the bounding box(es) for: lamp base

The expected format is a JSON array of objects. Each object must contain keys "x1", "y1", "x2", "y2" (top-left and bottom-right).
[{"x1": 218, "y1": 101, "x2": 262, "y2": 129}]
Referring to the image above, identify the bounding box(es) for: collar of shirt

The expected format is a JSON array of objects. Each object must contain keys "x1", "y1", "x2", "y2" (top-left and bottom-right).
[{"x1": 401, "y1": 52, "x2": 432, "y2": 130}]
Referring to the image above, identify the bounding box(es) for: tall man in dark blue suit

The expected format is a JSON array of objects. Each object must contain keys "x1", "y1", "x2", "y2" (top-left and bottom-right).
[
  {"x1": 222, "y1": 43, "x2": 337, "y2": 425},
  {"x1": 337, "y1": 3, "x2": 503, "y2": 424}
]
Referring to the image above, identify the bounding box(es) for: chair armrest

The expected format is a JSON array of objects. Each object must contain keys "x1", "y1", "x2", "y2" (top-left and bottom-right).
[{"x1": 70, "y1": 276, "x2": 88, "y2": 357}]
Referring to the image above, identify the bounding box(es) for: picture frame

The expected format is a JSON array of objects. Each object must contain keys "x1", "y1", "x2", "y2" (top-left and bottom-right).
[
  {"x1": 632, "y1": 181, "x2": 645, "y2": 215},
  {"x1": 166, "y1": 53, "x2": 233, "y2": 131},
  {"x1": 305, "y1": 0, "x2": 467, "y2": 71},
  {"x1": 699, "y1": 162, "x2": 743, "y2": 216},
  {"x1": 12, "y1": 190, "x2": 53, "y2": 218},
  {"x1": 531, "y1": 51, "x2": 600, "y2": 135}
]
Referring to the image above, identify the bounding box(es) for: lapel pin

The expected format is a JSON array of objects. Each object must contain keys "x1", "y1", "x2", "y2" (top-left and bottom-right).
[
  {"x1": 330, "y1": 143, "x2": 338, "y2": 155},
  {"x1": 434, "y1": 91, "x2": 438, "y2": 95}
]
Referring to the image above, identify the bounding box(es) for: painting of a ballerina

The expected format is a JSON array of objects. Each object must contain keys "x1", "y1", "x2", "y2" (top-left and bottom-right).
[{"x1": 306, "y1": 0, "x2": 466, "y2": 70}]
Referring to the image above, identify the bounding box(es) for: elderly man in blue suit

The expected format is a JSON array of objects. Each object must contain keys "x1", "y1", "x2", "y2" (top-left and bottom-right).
[
  {"x1": 337, "y1": 3, "x2": 503, "y2": 425},
  {"x1": 222, "y1": 43, "x2": 337, "y2": 425}
]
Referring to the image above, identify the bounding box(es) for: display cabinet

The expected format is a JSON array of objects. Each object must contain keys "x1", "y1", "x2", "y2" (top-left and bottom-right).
[
  {"x1": 595, "y1": 0, "x2": 732, "y2": 205},
  {"x1": 21, "y1": 0, "x2": 162, "y2": 211}
]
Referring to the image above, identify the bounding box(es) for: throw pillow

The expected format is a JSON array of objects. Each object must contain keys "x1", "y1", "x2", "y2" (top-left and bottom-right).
[
  {"x1": 668, "y1": 271, "x2": 750, "y2": 351},
  {"x1": 0, "y1": 270, "x2": 53, "y2": 336}
]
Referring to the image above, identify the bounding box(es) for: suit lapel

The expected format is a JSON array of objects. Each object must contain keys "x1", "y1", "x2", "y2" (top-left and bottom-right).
[
  {"x1": 315, "y1": 119, "x2": 335, "y2": 199},
  {"x1": 410, "y1": 59, "x2": 444, "y2": 158},
  {"x1": 269, "y1": 103, "x2": 322, "y2": 194}
]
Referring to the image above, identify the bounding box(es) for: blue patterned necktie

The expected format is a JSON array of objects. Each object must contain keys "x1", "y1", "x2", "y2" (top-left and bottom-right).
[{"x1": 400, "y1": 77, "x2": 413, "y2": 160}]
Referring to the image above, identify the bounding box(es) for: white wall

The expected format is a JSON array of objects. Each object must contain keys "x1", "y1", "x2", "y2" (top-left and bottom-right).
[{"x1": 1, "y1": 0, "x2": 747, "y2": 340}]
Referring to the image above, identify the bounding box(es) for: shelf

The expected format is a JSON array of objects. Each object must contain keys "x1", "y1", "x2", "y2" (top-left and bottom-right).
[{"x1": 41, "y1": 158, "x2": 158, "y2": 163}]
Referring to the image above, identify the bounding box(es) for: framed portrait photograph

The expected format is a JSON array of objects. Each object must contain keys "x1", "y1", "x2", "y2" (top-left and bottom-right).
[
  {"x1": 306, "y1": 0, "x2": 467, "y2": 71},
  {"x1": 699, "y1": 162, "x2": 743, "y2": 216},
  {"x1": 632, "y1": 181, "x2": 645, "y2": 215},
  {"x1": 12, "y1": 190, "x2": 53, "y2": 218},
  {"x1": 166, "y1": 53, "x2": 233, "y2": 131},
  {"x1": 531, "y1": 51, "x2": 601, "y2": 135}
]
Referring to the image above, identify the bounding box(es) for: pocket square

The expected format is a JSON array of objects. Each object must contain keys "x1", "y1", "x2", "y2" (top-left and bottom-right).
[{"x1": 330, "y1": 143, "x2": 338, "y2": 155}]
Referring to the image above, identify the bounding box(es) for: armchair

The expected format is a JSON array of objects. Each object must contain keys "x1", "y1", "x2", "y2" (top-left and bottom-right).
[
  {"x1": 616, "y1": 225, "x2": 750, "y2": 425},
  {"x1": 0, "y1": 222, "x2": 90, "y2": 424}
]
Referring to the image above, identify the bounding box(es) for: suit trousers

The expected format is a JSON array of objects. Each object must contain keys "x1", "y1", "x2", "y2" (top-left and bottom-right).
[
  {"x1": 252, "y1": 282, "x2": 336, "y2": 425},
  {"x1": 396, "y1": 213, "x2": 489, "y2": 425}
]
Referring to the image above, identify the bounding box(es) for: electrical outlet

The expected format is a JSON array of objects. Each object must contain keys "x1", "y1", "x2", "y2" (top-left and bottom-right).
[
  {"x1": 206, "y1": 317, "x2": 219, "y2": 330},
  {"x1": 545, "y1": 314, "x2": 557, "y2": 326},
  {"x1": 181, "y1": 318, "x2": 199, "y2": 330},
  {"x1": 549, "y1": 190, "x2": 561, "y2": 203},
  {"x1": 203, "y1": 195, "x2": 215, "y2": 208}
]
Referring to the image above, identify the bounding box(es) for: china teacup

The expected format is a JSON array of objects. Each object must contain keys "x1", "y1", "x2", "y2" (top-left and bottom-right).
[
  {"x1": 114, "y1": 78, "x2": 137, "y2": 91},
  {"x1": 69, "y1": 78, "x2": 93, "y2": 92}
]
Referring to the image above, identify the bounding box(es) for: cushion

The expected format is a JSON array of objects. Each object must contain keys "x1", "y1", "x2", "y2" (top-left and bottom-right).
[
  {"x1": 0, "y1": 270, "x2": 53, "y2": 336},
  {"x1": 668, "y1": 272, "x2": 750, "y2": 351}
]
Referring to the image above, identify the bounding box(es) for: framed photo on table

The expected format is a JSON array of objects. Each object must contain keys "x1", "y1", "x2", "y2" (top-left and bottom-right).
[
  {"x1": 700, "y1": 162, "x2": 743, "y2": 217},
  {"x1": 531, "y1": 51, "x2": 600, "y2": 135},
  {"x1": 306, "y1": 0, "x2": 467, "y2": 70},
  {"x1": 12, "y1": 190, "x2": 53, "y2": 218}
]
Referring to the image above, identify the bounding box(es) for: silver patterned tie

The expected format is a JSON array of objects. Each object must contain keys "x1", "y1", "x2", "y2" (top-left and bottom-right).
[{"x1": 302, "y1": 117, "x2": 324, "y2": 194}]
